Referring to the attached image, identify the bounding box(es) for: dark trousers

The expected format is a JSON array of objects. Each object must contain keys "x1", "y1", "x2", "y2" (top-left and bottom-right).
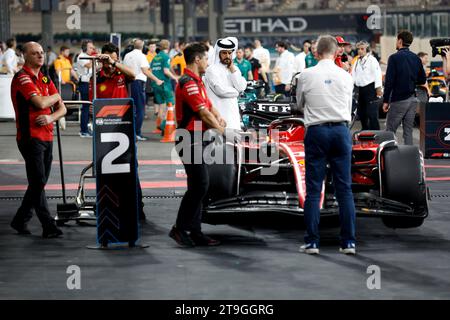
[
  {"x1": 275, "y1": 84, "x2": 290, "y2": 97},
  {"x1": 176, "y1": 142, "x2": 210, "y2": 233},
  {"x1": 263, "y1": 73, "x2": 271, "y2": 95},
  {"x1": 356, "y1": 83, "x2": 380, "y2": 130},
  {"x1": 79, "y1": 82, "x2": 90, "y2": 134},
  {"x1": 13, "y1": 139, "x2": 55, "y2": 228},
  {"x1": 130, "y1": 80, "x2": 146, "y2": 137},
  {"x1": 385, "y1": 96, "x2": 418, "y2": 145},
  {"x1": 304, "y1": 124, "x2": 356, "y2": 246}
]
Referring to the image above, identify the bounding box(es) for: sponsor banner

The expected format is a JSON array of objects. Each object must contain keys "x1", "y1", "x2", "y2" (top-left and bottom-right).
[
  {"x1": 93, "y1": 98, "x2": 139, "y2": 246},
  {"x1": 197, "y1": 14, "x2": 364, "y2": 34}
]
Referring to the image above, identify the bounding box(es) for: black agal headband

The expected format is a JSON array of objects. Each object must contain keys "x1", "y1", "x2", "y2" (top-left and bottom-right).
[{"x1": 217, "y1": 39, "x2": 235, "y2": 50}]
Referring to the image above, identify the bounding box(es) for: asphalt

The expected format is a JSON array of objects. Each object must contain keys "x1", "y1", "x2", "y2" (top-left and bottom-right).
[{"x1": 1, "y1": 115, "x2": 450, "y2": 300}]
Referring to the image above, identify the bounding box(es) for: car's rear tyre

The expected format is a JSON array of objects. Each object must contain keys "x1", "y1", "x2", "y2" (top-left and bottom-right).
[
  {"x1": 380, "y1": 145, "x2": 428, "y2": 229},
  {"x1": 206, "y1": 142, "x2": 238, "y2": 202}
]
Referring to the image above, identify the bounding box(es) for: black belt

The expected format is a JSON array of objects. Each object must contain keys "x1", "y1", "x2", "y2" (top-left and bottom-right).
[{"x1": 310, "y1": 121, "x2": 348, "y2": 127}]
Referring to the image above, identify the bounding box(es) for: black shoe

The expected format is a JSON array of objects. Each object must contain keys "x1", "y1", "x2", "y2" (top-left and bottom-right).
[
  {"x1": 42, "y1": 226, "x2": 63, "y2": 239},
  {"x1": 169, "y1": 225, "x2": 195, "y2": 247},
  {"x1": 10, "y1": 220, "x2": 31, "y2": 235},
  {"x1": 190, "y1": 232, "x2": 221, "y2": 247}
]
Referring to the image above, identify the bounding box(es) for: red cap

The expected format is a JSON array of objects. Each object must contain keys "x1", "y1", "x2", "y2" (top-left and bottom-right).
[{"x1": 336, "y1": 36, "x2": 350, "y2": 45}]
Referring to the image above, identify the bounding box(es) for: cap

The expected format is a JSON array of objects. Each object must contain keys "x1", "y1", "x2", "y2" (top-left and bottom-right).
[{"x1": 336, "y1": 36, "x2": 350, "y2": 45}]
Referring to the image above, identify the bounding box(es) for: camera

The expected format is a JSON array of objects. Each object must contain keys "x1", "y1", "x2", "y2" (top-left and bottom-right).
[{"x1": 430, "y1": 38, "x2": 450, "y2": 57}]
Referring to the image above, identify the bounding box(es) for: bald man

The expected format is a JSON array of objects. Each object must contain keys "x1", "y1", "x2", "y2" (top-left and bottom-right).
[
  {"x1": 123, "y1": 38, "x2": 163, "y2": 140},
  {"x1": 10, "y1": 42, "x2": 67, "y2": 238}
]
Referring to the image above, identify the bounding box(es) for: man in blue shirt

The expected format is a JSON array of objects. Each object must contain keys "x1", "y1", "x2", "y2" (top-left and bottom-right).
[{"x1": 382, "y1": 30, "x2": 426, "y2": 145}]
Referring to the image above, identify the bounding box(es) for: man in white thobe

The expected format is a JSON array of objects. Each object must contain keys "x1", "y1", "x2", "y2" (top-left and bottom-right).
[{"x1": 204, "y1": 37, "x2": 247, "y2": 131}]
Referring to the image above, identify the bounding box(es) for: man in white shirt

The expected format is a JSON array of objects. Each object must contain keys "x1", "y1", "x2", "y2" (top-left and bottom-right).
[
  {"x1": 273, "y1": 41, "x2": 295, "y2": 97},
  {"x1": 253, "y1": 39, "x2": 271, "y2": 94},
  {"x1": 0, "y1": 41, "x2": 4, "y2": 71},
  {"x1": 296, "y1": 35, "x2": 356, "y2": 255},
  {"x1": 293, "y1": 40, "x2": 311, "y2": 74},
  {"x1": 204, "y1": 37, "x2": 247, "y2": 131},
  {"x1": 2, "y1": 38, "x2": 19, "y2": 75},
  {"x1": 351, "y1": 40, "x2": 383, "y2": 130},
  {"x1": 169, "y1": 41, "x2": 180, "y2": 59},
  {"x1": 202, "y1": 39, "x2": 215, "y2": 66},
  {"x1": 124, "y1": 38, "x2": 163, "y2": 140},
  {"x1": 76, "y1": 40, "x2": 96, "y2": 137}
]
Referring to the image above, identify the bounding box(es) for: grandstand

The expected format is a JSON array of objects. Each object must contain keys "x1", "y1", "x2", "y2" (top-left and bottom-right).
[
  {"x1": 7, "y1": 0, "x2": 450, "y2": 47},
  {"x1": 9, "y1": 0, "x2": 450, "y2": 13}
]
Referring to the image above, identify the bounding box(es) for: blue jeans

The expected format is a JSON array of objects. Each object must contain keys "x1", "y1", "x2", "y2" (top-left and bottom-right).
[
  {"x1": 79, "y1": 82, "x2": 90, "y2": 134},
  {"x1": 130, "y1": 80, "x2": 146, "y2": 137},
  {"x1": 303, "y1": 124, "x2": 356, "y2": 246}
]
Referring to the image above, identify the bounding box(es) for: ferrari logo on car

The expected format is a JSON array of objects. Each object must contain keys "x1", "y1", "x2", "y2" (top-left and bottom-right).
[{"x1": 256, "y1": 104, "x2": 291, "y2": 113}]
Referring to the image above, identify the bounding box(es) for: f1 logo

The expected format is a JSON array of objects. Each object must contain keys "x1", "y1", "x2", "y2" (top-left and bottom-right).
[
  {"x1": 97, "y1": 105, "x2": 130, "y2": 118},
  {"x1": 445, "y1": 128, "x2": 450, "y2": 141}
]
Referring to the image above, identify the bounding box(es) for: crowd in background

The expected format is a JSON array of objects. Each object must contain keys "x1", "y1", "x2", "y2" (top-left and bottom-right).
[{"x1": 1, "y1": 34, "x2": 441, "y2": 141}]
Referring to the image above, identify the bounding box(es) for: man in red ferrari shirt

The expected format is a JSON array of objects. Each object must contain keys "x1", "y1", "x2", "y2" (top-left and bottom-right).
[
  {"x1": 91, "y1": 42, "x2": 136, "y2": 100},
  {"x1": 335, "y1": 36, "x2": 351, "y2": 71},
  {"x1": 169, "y1": 42, "x2": 226, "y2": 248},
  {"x1": 10, "y1": 42, "x2": 67, "y2": 238}
]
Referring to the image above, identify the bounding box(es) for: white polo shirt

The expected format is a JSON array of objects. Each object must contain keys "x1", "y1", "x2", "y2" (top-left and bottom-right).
[
  {"x1": 123, "y1": 49, "x2": 149, "y2": 82},
  {"x1": 253, "y1": 46, "x2": 271, "y2": 72},
  {"x1": 351, "y1": 53, "x2": 382, "y2": 88},
  {"x1": 76, "y1": 52, "x2": 93, "y2": 83},
  {"x1": 296, "y1": 59, "x2": 353, "y2": 127},
  {"x1": 2, "y1": 48, "x2": 18, "y2": 75},
  {"x1": 294, "y1": 51, "x2": 307, "y2": 74},
  {"x1": 275, "y1": 50, "x2": 295, "y2": 85}
]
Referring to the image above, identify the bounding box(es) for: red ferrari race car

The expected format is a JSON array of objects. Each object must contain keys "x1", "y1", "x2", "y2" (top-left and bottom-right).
[{"x1": 202, "y1": 105, "x2": 429, "y2": 229}]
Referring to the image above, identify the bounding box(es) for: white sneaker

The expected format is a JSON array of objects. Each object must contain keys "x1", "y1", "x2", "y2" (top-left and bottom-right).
[
  {"x1": 299, "y1": 243, "x2": 320, "y2": 255},
  {"x1": 79, "y1": 132, "x2": 93, "y2": 138},
  {"x1": 136, "y1": 135, "x2": 148, "y2": 141},
  {"x1": 339, "y1": 243, "x2": 356, "y2": 255}
]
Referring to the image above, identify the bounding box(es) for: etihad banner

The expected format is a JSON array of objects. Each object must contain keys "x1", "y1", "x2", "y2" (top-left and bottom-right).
[
  {"x1": 224, "y1": 17, "x2": 308, "y2": 33},
  {"x1": 197, "y1": 14, "x2": 364, "y2": 34},
  {"x1": 93, "y1": 98, "x2": 139, "y2": 247}
]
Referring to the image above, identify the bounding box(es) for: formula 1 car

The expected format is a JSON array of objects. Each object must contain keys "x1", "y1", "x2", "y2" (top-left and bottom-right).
[{"x1": 202, "y1": 102, "x2": 429, "y2": 229}]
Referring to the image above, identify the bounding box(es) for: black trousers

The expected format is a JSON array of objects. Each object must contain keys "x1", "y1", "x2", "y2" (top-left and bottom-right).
[
  {"x1": 356, "y1": 82, "x2": 380, "y2": 130},
  {"x1": 275, "y1": 84, "x2": 290, "y2": 97},
  {"x1": 13, "y1": 139, "x2": 55, "y2": 228},
  {"x1": 175, "y1": 141, "x2": 210, "y2": 233}
]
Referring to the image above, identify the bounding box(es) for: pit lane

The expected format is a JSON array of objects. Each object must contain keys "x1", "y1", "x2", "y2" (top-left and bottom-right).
[{"x1": 0, "y1": 118, "x2": 449, "y2": 299}]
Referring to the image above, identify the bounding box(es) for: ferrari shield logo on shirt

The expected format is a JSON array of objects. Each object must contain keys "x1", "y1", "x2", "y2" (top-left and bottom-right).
[{"x1": 42, "y1": 76, "x2": 49, "y2": 84}]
